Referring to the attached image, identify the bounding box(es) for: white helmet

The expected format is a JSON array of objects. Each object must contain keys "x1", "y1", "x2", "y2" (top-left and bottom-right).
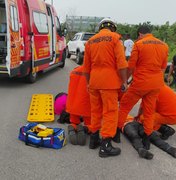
[{"x1": 98, "y1": 18, "x2": 117, "y2": 31}]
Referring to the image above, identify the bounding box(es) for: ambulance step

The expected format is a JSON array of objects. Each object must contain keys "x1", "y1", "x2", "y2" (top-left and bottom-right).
[{"x1": 27, "y1": 94, "x2": 54, "y2": 122}]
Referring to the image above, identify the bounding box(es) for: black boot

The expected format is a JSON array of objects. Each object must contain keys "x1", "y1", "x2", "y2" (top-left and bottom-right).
[
  {"x1": 83, "y1": 126, "x2": 90, "y2": 134},
  {"x1": 137, "y1": 148, "x2": 154, "y2": 160},
  {"x1": 167, "y1": 147, "x2": 176, "y2": 158},
  {"x1": 89, "y1": 131, "x2": 101, "y2": 149},
  {"x1": 77, "y1": 124, "x2": 86, "y2": 146},
  {"x1": 158, "y1": 125, "x2": 175, "y2": 140},
  {"x1": 68, "y1": 125, "x2": 77, "y2": 145},
  {"x1": 99, "y1": 138, "x2": 121, "y2": 158},
  {"x1": 112, "y1": 128, "x2": 121, "y2": 143}
]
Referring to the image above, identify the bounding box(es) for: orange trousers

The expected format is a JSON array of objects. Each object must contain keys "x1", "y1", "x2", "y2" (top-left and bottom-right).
[
  {"x1": 70, "y1": 114, "x2": 91, "y2": 126},
  {"x1": 140, "y1": 113, "x2": 176, "y2": 131},
  {"x1": 89, "y1": 89, "x2": 118, "y2": 138},
  {"x1": 118, "y1": 87, "x2": 160, "y2": 135}
]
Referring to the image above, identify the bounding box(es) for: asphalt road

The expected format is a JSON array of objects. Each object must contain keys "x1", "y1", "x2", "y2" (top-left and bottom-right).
[{"x1": 0, "y1": 58, "x2": 176, "y2": 180}]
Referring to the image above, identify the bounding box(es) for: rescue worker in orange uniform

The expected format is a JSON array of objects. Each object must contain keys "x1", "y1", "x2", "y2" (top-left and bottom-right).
[
  {"x1": 118, "y1": 25, "x2": 169, "y2": 150},
  {"x1": 66, "y1": 66, "x2": 91, "y2": 146},
  {"x1": 123, "y1": 115, "x2": 176, "y2": 159},
  {"x1": 83, "y1": 18, "x2": 128, "y2": 158},
  {"x1": 139, "y1": 84, "x2": 176, "y2": 140}
]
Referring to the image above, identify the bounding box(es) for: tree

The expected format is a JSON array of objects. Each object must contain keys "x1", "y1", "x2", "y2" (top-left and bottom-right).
[{"x1": 62, "y1": 17, "x2": 176, "y2": 59}]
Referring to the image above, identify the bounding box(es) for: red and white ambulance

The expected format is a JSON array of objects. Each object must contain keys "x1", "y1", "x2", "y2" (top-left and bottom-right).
[{"x1": 0, "y1": 0, "x2": 67, "y2": 82}]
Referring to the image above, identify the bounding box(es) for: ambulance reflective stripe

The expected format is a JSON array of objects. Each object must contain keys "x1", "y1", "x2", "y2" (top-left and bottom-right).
[
  {"x1": 0, "y1": 71, "x2": 8, "y2": 73},
  {"x1": 0, "y1": 65, "x2": 8, "y2": 70},
  {"x1": 34, "y1": 44, "x2": 37, "y2": 60},
  {"x1": 20, "y1": 37, "x2": 24, "y2": 57}
]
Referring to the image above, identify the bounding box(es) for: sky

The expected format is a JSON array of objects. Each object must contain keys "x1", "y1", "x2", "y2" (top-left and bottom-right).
[{"x1": 45, "y1": 0, "x2": 176, "y2": 25}]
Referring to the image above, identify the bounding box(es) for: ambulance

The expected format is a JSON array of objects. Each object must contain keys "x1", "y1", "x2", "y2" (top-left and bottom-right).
[{"x1": 0, "y1": 0, "x2": 67, "y2": 83}]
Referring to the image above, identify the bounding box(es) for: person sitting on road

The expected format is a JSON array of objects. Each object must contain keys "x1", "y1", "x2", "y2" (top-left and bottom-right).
[
  {"x1": 123, "y1": 115, "x2": 176, "y2": 160},
  {"x1": 66, "y1": 65, "x2": 91, "y2": 146}
]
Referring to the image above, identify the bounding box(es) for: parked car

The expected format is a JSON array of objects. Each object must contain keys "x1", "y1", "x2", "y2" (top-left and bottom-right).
[{"x1": 66, "y1": 32, "x2": 95, "y2": 64}]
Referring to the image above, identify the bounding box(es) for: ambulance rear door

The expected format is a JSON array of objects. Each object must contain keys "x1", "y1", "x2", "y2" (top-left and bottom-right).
[
  {"x1": 7, "y1": 0, "x2": 21, "y2": 76},
  {"x1": 26, "y1": 0, "x2": 50, "y2": 72}
]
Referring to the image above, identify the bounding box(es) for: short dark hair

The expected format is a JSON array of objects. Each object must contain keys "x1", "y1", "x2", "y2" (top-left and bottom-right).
[
  {"x1": 173, "y1": 55, "x2": 176, "y2": 66},
  {"x1": 126, "y1": 34, "x2": 131, "y2": 38},
  {"x1": 137, "y1": 25, "x2": 151, "y2": 36}
]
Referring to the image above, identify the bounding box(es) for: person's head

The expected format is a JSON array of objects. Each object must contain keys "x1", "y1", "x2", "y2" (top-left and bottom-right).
[
  {"x1": 172, "y1": 55, "x2": 176, "y2": 66},
  {"x1": 125, "y1": 34, "x2": 131, "y2": 39},
  {"x1": 98, "y1": 18, "x2": 117, "y2": 32},
  {"x1": 137, "y1": 25, "x2": 151, "y2": 39}
]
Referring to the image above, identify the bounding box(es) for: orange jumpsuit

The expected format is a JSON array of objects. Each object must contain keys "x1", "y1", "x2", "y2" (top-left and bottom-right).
[
  {"x1": 83, "y1": 29, "x2": 127, "y2": 138},
  {"x1": 118, "y1": 34, "x2": 168, "y2": 135},
  {"x1": 140, "y1": 85, "x2": 176, "y2": 130},
  {"x1": 66, "y1": 66, "x2": 91, "y2": 127}
]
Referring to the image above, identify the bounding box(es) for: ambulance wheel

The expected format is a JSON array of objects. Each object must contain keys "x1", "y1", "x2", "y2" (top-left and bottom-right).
[
  {"x1": 25, "y1": 71, "x2": 37, "y2": 83},
  {"x1": 59, "y1": 51, "x2": 66, "y2": 68},
  {"x1": 76, "y1": 51, "x2": 83, "y2": 65}
]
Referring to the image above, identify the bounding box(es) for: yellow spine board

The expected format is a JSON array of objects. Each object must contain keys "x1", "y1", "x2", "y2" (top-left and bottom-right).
[{"x1": 27, "y1": 94, "x2": 54, "y2": 122}]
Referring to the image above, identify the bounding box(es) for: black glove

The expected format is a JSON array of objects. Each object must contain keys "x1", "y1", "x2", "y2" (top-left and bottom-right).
[
  {"x1": 121, "y1": 82, "x2": 128, "y2": 92},
  {"x1": 57, "y1": 110, "x2": 70, "y2": 124},
  {"x1": 142, "y1": 133, "x2": 151, "y2": 150}
]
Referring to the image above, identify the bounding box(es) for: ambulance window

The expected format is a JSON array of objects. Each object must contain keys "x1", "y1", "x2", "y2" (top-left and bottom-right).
[
  {"x1": 33, "y1": 12, "x2": 48, "y2": 34},
  {"x1": 10, "y1": 6, "x2": 19, "y2": 32},
  {"x1": 55, "y1": 17, "x2": 61, "y2": 30},
  {"x1": 55, "y1": 17, "x2": 61, "y2": 35}
]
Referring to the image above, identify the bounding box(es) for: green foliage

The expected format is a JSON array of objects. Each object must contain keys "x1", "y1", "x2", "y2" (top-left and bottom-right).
[
  {"x1": 116, "y1": 21, "x2": 176, "y2": 60},
  {"x1": 64, "y1": 20, "x2": 176, "y2": 59}
]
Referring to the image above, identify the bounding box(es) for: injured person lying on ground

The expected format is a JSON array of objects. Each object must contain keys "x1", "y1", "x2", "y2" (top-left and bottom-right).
[{"x1": 122, "y1": 115, "x2": 176, "y2": 160}]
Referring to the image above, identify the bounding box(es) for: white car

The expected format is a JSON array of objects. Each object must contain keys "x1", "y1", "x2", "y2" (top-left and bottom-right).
[{"x1": 66, "y1": 32, "x2": 95, "y2": 64}]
